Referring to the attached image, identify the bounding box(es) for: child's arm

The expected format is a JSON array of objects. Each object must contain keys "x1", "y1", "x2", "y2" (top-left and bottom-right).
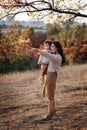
[{"x1": 38, "y1": 55, "x2": 42, "y2": 64}]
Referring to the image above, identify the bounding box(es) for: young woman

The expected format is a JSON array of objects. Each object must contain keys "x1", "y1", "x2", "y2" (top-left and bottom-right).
[{"x1": 31, "y1": 41, "x2": 65, "y2": 120}]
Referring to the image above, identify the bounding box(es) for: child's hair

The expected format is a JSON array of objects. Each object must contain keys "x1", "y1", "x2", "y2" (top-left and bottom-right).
[{"x1": 43, "y1": 40, "x2": 52, "y2": 46}]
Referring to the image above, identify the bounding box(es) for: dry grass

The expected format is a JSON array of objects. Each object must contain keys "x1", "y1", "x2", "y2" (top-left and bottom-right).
[
  {"x1": 0, "y1": 64, "x2": 87, "y2": 130},
  {"x1": 57, "y1": 64, "x2": 87, "y2": 87},
  {"x1": 0, "y1": 64, "x2": 87, "y2": 86},
  {"x1": 0, "y1": 70, "x2": 40, "y2": 85}
]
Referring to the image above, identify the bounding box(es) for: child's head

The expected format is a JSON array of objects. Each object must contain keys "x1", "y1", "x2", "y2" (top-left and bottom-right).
[{"x1": 43, "y1": 40, "x2": 52, "y2": 50}]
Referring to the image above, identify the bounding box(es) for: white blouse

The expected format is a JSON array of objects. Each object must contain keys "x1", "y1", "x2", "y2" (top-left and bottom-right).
[
  {"x1": 39, "y1": 50, "x2": 62, "y2": 73},
  {"x1": 38, "y1": 50, "x2": 50, "y2": 65}
]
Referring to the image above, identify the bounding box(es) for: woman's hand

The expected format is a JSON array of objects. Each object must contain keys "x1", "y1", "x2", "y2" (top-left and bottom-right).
[{"x1": 31, "y1": 48, "x2": 39, "y2": 53}]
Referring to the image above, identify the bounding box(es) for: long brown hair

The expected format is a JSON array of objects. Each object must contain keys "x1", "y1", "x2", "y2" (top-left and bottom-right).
[{"x1": 53, "y1": 41, "x2": 65, "y2": 65}]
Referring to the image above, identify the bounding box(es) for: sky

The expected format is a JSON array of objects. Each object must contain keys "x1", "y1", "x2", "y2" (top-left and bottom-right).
[
  {"x1": 15, "y1": 11, "x2": 87, "y2": 24},
  {"x1": 15, "y1": 13, "x2": 31, "y2": 21}
]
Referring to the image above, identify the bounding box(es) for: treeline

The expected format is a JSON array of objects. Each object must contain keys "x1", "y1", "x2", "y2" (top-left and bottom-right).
[{"x1": 0, "y1": 22, "x2": 87, "y2": 74}]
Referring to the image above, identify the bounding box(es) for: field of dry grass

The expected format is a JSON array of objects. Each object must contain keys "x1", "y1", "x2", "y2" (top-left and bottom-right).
[{"x1": 0, "y1": 64, "x2": 87, "y2": 130}]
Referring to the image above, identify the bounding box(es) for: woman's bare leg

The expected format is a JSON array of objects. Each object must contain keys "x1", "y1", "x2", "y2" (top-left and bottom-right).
[
  {"x1": 44, "y1": 99, "x2": 56, "y2": 119},
  {"x1": 48, "y1": 99, "x2": 56, "y2": 113}
]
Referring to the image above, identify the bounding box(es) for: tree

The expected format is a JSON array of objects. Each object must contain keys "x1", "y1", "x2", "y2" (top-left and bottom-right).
[
  {"x1": 0, "y1": 0, "x2": 87, "y2": 22},
  {"x1": 47, "y1": 23, "x2": 60, "y2": 35},
  {"x1": 46, "y1": 23, "x2": 61, "y2": 41},
  {"x1": 20, "y1": 26, "x2": 34, "y2": 40},
  {"x1": 71, "y1": 23, "x2": 87, "y2": 42},
  {"x1": 31, "y1": 32, "x2": 46, "y2": 47}
]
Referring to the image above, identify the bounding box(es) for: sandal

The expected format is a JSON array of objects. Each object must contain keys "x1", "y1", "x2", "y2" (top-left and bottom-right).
[{"x1": 45, "y1": 111, "x2": 56, "y2": 120}]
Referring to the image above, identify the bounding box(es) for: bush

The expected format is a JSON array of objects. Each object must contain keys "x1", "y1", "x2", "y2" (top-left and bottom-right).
[{"x1": 0, "y1": 55, "x2": 39, "y2": 74}]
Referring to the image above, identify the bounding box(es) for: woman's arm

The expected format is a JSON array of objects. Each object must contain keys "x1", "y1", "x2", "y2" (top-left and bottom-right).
[
  {"x1": 40, "y1": 50, "x2": 62, "y2": 63},
  {"x1": 31, "y1": 48, "x2": 62, "y2": 63}
]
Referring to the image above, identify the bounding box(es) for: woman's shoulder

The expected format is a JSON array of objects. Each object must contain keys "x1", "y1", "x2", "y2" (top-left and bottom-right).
[
  {"x1": 54, "y1": 54, "x2": 62, "y2": 63},
  {"x1": 56, "y1": 54, "x2": 62, "y2": 59}
]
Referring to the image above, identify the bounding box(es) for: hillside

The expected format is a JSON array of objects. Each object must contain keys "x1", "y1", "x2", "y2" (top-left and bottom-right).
[{"x1": 0, "y1": 64, "x2": 87, "y2": 130}]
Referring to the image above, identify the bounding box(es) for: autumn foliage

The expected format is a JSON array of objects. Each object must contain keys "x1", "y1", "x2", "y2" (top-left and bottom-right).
[
  {"x1": 0, "y1": 38, "x2": 87, "y2": 74},
  {"x1": 63, "y1": 41, "x2": 87, "y2": 64},
  {"x1": 0, "y1": 26, "x2": 87, "y2": 74},
  {"x1": 0, "y1": 39, "x2": 39, "y2": 74}
]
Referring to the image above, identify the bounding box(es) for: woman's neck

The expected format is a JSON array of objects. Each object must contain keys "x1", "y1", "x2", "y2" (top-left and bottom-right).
[{"x1": 51, "y1": 52, "x2": 58, "y2": 54}]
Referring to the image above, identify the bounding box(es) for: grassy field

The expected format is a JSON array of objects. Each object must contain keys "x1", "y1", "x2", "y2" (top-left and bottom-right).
[{"x1": 0, "y1": 64, "x2": 87, "y2": 130}]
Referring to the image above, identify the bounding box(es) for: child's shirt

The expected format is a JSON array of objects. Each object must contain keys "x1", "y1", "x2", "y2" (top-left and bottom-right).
[{"x1": 38, "y1": 50, "x2": 50, "y2": 65}]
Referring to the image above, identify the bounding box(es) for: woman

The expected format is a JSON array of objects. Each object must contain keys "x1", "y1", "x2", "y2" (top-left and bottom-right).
[{"x1": 31, "y1": 41, "x2": 65, "y2": 120}]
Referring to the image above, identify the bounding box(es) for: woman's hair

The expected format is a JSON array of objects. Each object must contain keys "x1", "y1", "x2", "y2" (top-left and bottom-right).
[{"x1": 52, "y1": 41, "x2": 65, "y2": 65}]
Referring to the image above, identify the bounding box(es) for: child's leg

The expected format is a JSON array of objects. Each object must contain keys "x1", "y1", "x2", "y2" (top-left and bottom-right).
[
  {"x1": 39, "y1": 64, "x2": 48, "y2": 85},
  {"x1": 43, "y1": 75, "x2": 47, "y2": 97},
  {"x1": 42, "y1": 64, "x2": 48, "y2": 77}
]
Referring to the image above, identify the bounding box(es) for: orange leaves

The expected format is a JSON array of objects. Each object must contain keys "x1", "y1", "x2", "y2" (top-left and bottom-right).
[
  {"x1": 0, "y1": 0, "x2": 4, "y2": 2},
  {"x1": 80, "y1": 44, "x2": 87, "y2": 53},
  {"x1": 63, "y1": 41, "x2": 87, "y2": 64},
  {"x1": 7, "y1": 0, "x2": 12, "y2": 4},
  {"x1": 0, "y1": 55, "x2": 5, "y2": 62},
  {"x1": 0, "y1": 0, "x2": 22, "y2": 11},
  {"x1": 0, "y1": 0, "x2": 20, "y2": 4},
  {"x1": 0, "y1": 38, "x2": 33, "y2": 65},
  {"x1": 14, "y1": 40, "x2": 32, "y2": 57}
]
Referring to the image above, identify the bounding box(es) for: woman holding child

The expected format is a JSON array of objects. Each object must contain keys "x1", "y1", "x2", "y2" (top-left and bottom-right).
[{"x1": 31, "y1": 40, "x2": 65, "y2": 120}]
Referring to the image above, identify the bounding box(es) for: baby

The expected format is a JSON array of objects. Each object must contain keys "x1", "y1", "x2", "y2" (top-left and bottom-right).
[{"x1": 38, "y1": 40, "x2": 51, "y2": 84}]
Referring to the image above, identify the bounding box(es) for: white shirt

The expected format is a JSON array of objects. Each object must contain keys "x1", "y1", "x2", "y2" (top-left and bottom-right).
[
  {"x1": 39, "y1": 50, "x2": 62, "y2": 73},
  {"x1": 38, "y1": 50, "x2": 50, "y2": 65}
]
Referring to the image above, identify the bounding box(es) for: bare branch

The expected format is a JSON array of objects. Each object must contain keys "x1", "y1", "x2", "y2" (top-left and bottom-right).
[
  {"x1": 65, "y1": 15, "x2": 77, "y2": 23},
  {"x1": 0, "y1": 0, "x2": 87, "y2": 20},
  {"x1": 79, "y1": 4, "x2": 87, "y2": 9}
]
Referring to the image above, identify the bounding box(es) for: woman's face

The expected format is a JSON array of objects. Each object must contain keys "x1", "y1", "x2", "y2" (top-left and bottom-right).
[{"x1": 51, "y1": 43, "x2": 58, "y2": 53}]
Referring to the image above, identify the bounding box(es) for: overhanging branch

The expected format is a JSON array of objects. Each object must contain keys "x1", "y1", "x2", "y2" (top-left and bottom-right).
[{"x1": 0, "y1": 0, "x2": 87, "y2": 20}]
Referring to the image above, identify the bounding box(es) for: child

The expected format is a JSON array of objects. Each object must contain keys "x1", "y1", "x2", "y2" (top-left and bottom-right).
[{"x1": 38, "y1": 40, "x2": 51, "y2": 84}]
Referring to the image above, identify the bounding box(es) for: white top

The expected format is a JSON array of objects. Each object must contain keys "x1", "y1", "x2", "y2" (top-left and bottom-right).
[
  {"x1": 39, "y1": 50, "x2": 62, "y2": 72},
  {"x1": 38, "y1": 50, "x2": 50, "y2": 65}
]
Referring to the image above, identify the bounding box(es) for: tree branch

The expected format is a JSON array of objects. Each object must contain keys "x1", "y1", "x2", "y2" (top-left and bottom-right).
[{"x1": 0, "y1": 0, "x2": 87, "y2": 20}]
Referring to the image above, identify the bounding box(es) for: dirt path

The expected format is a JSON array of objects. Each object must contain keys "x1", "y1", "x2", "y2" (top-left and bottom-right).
[{"x1": 0, "y1": 81, "x2": 87, "y2": 130}]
